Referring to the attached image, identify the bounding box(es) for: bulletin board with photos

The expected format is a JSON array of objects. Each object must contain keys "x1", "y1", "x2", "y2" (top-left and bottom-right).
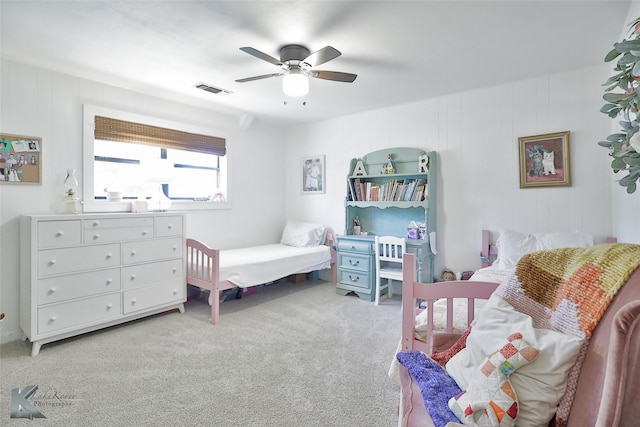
[{"x1": 0, "y1": 133, "x2": 42, "y2": 184}]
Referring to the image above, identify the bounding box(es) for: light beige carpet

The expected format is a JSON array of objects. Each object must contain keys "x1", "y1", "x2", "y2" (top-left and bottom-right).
[{"x1": 0, "y1": 280, "x2": 402, "y2": 426}]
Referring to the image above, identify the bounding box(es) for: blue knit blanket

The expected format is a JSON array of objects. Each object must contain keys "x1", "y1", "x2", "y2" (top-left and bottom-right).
[{"x1": 396, "y1": 351, "x2": 462, "y2": 427}]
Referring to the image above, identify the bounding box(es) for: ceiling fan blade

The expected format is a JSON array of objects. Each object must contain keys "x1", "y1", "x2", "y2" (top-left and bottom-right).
[
  {"x1": 239, "y1": 47, "x2": 282, "y2": 66},
  {"x1": 303, "y1": 46, "x2": 341, "y2": 67},
  {"x1": 235, "y1": 72, "x2": 284, "y2": 83},
  {"x1": 310, "y1": 70, "x2": 357, "y2": 83}
]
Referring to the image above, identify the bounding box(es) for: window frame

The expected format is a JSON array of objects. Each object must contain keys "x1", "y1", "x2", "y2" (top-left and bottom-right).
[{"x1": 82, "y1": 104, "x2": 231, "y2": 212}]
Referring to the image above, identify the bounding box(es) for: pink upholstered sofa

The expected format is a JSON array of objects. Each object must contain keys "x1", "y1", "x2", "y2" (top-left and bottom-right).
[{"x1": 398, "y1": 252, "x2": 640, "y2": 427}]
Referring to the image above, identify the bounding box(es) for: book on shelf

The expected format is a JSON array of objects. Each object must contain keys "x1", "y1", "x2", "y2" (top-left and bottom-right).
[
  {"x1": 353, "y1": 178, "x2": 363, "y2": 201},
  {"x1": 348, "y1": 181, "x2": 356, "y2": 201},
  {"x1": 404, "y1": 179, "x2": 417, "y2": 201}
]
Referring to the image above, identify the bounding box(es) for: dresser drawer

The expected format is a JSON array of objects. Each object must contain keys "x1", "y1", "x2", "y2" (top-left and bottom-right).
[
  {"x1": 83, "y1": 217, "x2": 154, "y2": 229},
  {"x1": 338, "y1": 253, "x2": 370, "y2": 272},
  {"x1": 122, "y1": 237, "x2": 183, "y2": 265},
  {"x1": 37, "y1": 268, "x2": 121, "y2": 305},
  {"x1": 337, "y1": 239, "x2": 373, "y2": 254},
  {"x1": 37, "y1": 293, "x2": 121, "y2": 334},
  {"x1": 122, "y1": 259, "x2": 183, "y2": 290},
  {"x1": 37, "y1": 220, "x2": 82, "y2": 249},
  {"x1": 37, "y1": 244, "x2": 121, "y2": 277},
  {"x1": 122, "y1": 278, "x2": 185, "y2": 314},
  {"x1": 155, "y1": 216, "x2": 183, "y2": 237},
  {"x1": 83, "y1": 220, "x2": 153, "y2": 244},
  {"x1": 338, "y1": 270, "x2": 370, "y2": 290}
]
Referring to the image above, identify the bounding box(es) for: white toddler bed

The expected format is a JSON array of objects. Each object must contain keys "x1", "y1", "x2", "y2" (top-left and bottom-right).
[{"x1": 186, "y1": 221, "x2": 336, "y2": 324}]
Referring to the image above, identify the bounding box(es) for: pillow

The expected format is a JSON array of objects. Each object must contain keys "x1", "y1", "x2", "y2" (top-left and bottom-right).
[
  {"x1": 445, "y1": 295, "x2": 583, "y2": 427},
  {"x1": 536, "y1": 231, "x2": 593, "y2": 250},
  {"x1": 448, "y1": 332, "x2": 539, "y2": 427},
  {"x1": 494, "y1": 230, "x2": 539, "y2": 270},
  {"x1": 494, "y1": 230, "x2": 594, "y2": 270},
  {"x1": 280, "y1": 220, "x2": 327, "y2": 247}
]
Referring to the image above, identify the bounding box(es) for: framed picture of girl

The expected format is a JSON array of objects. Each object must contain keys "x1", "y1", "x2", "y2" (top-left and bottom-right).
[{"x1": 302, "y1": 155, "x2": 325, "y2": 194}]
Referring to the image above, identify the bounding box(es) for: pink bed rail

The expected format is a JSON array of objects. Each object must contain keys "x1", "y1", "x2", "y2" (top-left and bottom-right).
[{"x1": 401, "y1": 252, "x2": 499, "y2": 354}]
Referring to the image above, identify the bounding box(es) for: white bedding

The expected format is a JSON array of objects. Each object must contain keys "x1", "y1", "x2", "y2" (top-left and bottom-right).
[{"x1": 219, "y1": 243, "x2": 332, "y2": 288}]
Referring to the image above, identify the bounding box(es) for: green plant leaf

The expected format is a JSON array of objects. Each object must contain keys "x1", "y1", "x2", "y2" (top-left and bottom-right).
[
  {"x1": 623, "y1": 156, "x2": 640, "y2": 166},
  {"x1": 604, "y1": 92, "x2": 631, "y2": 102},
  {"x1": 633, "y1": 60, "x2": 640, "y2": 77},
  {"x1": 607, "y1": 133, "x2": 627, "y2": 141},
  {"x1": 616, "y1": 39, "x2": 640, "y2": 52},
  {"x1": 626, "y1": 181, "x2": 636, "y2": 193},
  {"x1": 621, "y1": 120, "x2": 634, "y2": 130},
  {"x1": 612, "y1": 157, "x2": 628, "y2": 170},
  {"x1": 605, "y1": 48, "x2": 623, "y2": 62},
  {"x1": 598, "y1": 140, "x2": 613, "y2": 147},
  {"x1": 619, "y1": 52, "x2": 637, "y2": 65}
]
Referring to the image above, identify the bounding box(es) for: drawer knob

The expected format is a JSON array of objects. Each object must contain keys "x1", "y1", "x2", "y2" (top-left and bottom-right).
[
  {"x1": 49, "y1": 316, "x2": 57, "y2": 322},
  {"x1": 172, "y1": 246, "x2": 177, "y2": 251},
  {"x1": 106, "y1": 279, "x2": 112, "y2": 285},
  {"x1": 48, "y1": 259, "x2": 56, "y2": 266},
  {"x1": 349, "y1": 259, "x2": 360, "y2": 266},
  {"x1": 173, "y1": 289, "x2": 178, "y2": 295},
  {"x1": 130, "y1": 251, "x2": 136, "y2": 256},
  {"x1": 168, "y1": 224, "x2": 173, "y2": 229},
  {"x1": 130, "y1": 274, "x2": 136, "y2": 280},
  {"x1": 351, "y1": 245, "x2": 356, "y2": 249},
  {"x1": 348, "y1": 275, "x2": 359, "y2": 282},
  {"x1": 172, "y1": 267, "x2": 177, "y2": 273},
  {"x1": 93, "y1": 234, "x2": 100, "y2": 240},
  {"x1": 106, "y1": 253, "x2": 112, "y2": 259},
  {"x1": 142, "y1": 230, "x2": 148, "y2": 236},
  {"x1": 48, "y1": 288, "x2": 56, "y2": 295},
  {"x1": 55, "y1": 231, "x2": 64, "y2": 237},
  {"x1": 93, "y1": 221, "x2": 99, "y2": 227},
  {"x1": 131, "y1": 299, "x2": 137, "y2": 304},
  {"x1": 106, "y1": 303, "x2": 113, "y2": 309}
]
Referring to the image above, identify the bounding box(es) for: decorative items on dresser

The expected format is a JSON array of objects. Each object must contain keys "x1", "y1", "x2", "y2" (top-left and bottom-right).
[
  {"x1": 336, "y1": 147, "x2": 437, "y2": 301},
  {"x1": 20, "y1": 212, "x2": 186, "y2": 356}
]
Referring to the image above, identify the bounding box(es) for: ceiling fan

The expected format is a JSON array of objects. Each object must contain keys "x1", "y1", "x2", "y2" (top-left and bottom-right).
[{"x1": 235, "y1": 44, "x2": 357, "y2": 97}]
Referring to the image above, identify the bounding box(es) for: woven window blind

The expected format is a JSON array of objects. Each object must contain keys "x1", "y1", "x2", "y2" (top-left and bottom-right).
[{"x1": 94, "y1": 116, "x2": 225, "y2": 156}]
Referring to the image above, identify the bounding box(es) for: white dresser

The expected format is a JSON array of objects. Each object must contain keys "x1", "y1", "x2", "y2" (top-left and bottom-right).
[{"x1": 20, "y1": 212, "x2": 186, "y2": 356}]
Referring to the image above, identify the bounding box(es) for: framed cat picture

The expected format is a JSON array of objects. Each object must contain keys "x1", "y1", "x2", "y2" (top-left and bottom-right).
[{"x1": 518, "y1": 131, "x2": 571, "y2": 188}]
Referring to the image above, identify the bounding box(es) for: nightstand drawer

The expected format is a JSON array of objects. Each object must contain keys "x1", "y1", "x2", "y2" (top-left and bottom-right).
[
  {"x1": 338, "y1": 253, "x2": 370, "y2": 272},
  {"x1": 338, "y1": 270, "x2": 370, "y2": 290},
  {"x1": 337, "y1": 239, "x2": 372, "y2": 254}
]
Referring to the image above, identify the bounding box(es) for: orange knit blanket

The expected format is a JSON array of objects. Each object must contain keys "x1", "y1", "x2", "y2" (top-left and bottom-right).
[{"x1": 495, "y1": 243, "x2": 640, "y2": 427}]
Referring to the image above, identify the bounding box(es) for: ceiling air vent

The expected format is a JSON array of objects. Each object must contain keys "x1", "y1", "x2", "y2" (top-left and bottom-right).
[{"x1": 195, "y1": 82, "x2": 232, "y2": 96}]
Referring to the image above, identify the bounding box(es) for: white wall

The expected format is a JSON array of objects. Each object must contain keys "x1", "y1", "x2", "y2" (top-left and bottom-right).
[
  {"x1": 612, "y1": 1, "x2": 640, "y2": 244},
  {"x1": 0, "y1": 58, "x2": 287, "y2": 343},
  {"x1": 285, "y1": 64, "x2": 615, "y2": 274}
]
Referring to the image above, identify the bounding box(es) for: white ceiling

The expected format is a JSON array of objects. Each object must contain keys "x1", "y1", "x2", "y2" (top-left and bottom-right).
[{"x1": 0, "y1": 1, "x2": 632, "y2": 127}]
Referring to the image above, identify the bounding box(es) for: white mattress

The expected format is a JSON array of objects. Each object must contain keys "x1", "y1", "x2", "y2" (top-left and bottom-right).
[{"x1": 219, "y1": 243, "x2": 332, "y2": 288}]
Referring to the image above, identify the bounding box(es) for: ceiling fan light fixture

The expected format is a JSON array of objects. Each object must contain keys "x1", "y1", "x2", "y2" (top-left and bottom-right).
[{"x1": 282, "y1": 68, "x2": 309, "y2": 97}]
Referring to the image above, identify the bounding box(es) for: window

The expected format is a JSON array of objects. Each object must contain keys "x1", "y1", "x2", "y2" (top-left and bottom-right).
[{"x1": 83, "y1": 105, "x2": 230, "y2": 212}]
